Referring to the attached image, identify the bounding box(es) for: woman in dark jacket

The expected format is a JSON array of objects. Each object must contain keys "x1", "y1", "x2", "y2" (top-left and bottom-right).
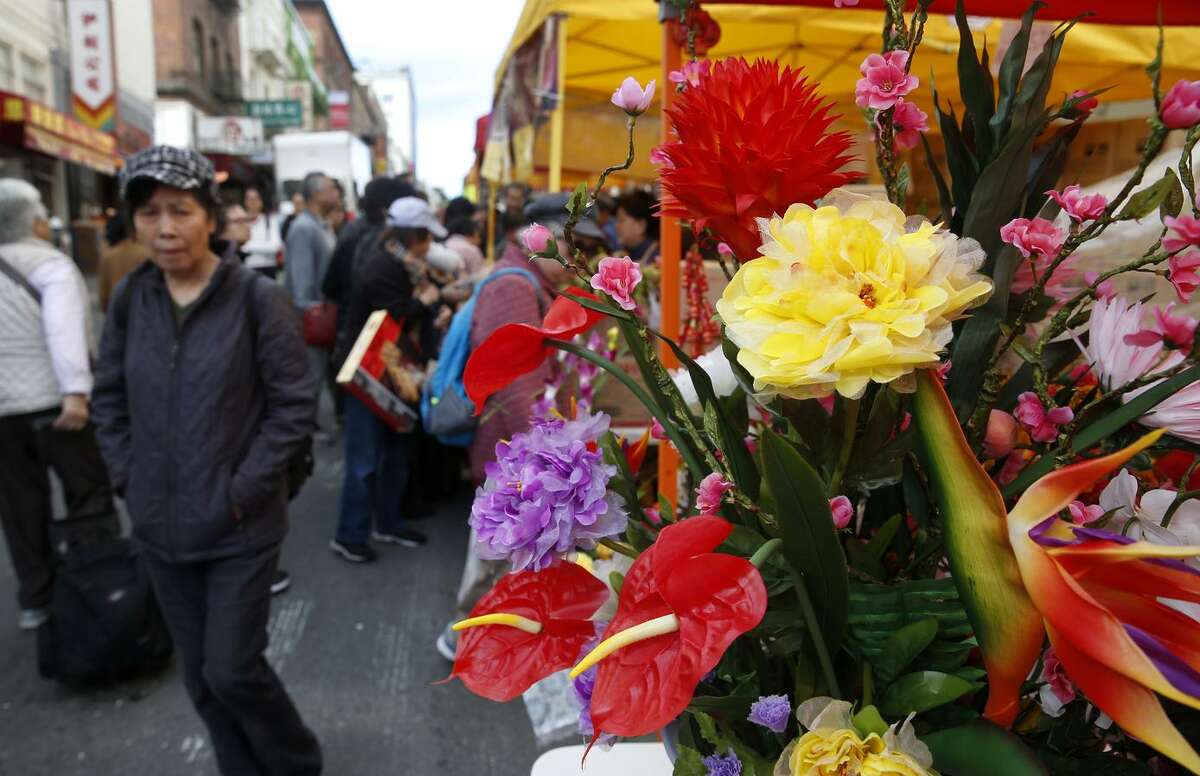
[{"x1": 91, "y1": 146, "x2": 322, "y2": 776}]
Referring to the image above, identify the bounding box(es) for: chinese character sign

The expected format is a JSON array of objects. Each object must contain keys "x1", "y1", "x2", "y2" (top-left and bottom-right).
[
  {"x1": 67, "y1": 0, "x2": 115, "y2": 132},
  {"x1": 245, "y1": 100, "x2": 304, "y2": 128}
]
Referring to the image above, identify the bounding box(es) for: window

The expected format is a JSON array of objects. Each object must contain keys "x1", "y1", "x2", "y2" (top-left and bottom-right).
[
  {"x1": 0, "y1": 44, "x2": 12, "y2": 90},
  {"x1": 192, "y1": 19, "x2": 205, "y2": 75},
  {"x1": 20, "y1": 54, "x2": 45, "y2": 102},
  {"x1": 210, "y1": 36, "x2": 220, "y2": 75}
]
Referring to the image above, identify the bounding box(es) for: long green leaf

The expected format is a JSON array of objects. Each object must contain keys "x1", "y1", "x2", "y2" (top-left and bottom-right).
[
  {"x1": 954, "y1": 0, "x2": 996, "y2": 160},
  {"x1": 990, "y1": 2, "x2": 1045, "y2": 144},
  {"x1": 1004, "y1": 363, "x2": 1200, "y2": 494},
  {"x1": 875, "y1": 618, "x2": 939, "y2": 686},
  {"x1": 760, "y1": 430, "x2": 849, "y2": 658},
  {"x1": 921, "y1": 134, "x2": 955, "y2": 226},
  {"x1": 923, "y1": 720, "x2": 1049, "y2": 776}
]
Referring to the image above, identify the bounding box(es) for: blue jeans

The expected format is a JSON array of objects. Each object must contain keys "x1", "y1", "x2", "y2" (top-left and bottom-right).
[{"x1": 335, "y1": 394, "x2": 411, "y2": 545}]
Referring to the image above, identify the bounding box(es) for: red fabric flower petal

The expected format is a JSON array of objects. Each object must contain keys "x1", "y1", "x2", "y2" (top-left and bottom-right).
[
  {"x1": 464, "y1": 289, "x2": 605, "y2": 411},
  {"x1": 589, "y1": 516, "x2": 767, "y2": 737},
  {"x1": 657, "y1": 58, "x2": 858, "y2": 261},
  {"x1": 449, "y1": 562, "x2": 609, "y2": 702}
]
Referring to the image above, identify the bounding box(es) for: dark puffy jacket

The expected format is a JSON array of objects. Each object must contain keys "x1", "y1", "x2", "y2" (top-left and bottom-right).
[{"x1": 92, "y1": 260, "x2": 315, "y2": 563}]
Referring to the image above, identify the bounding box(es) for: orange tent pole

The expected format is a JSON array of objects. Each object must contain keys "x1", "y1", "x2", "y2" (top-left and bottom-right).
[{"x1": 657, "y1": 23, "x2": 683, "y2": 511}]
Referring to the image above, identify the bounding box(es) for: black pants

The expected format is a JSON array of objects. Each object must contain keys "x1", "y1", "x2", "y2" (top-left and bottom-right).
[
  {"x1": 143, "y1": 544, "x2": 322, "y2": 776},
  {"x1": 0, "y1": 409, "x2": 118, "y2": 609}
]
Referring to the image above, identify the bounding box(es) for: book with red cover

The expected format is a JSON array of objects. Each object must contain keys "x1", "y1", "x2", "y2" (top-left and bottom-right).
[{"x1": 335, "y1": 310, "x2": 419, "y2": 432}]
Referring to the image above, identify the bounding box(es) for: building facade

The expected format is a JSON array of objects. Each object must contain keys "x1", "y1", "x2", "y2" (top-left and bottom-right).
[
  {"x1": 239, "y1": 0, "x2": 326, "y2": 133},
  {"x1": 359, "y1": 67, "x2": 415, "y2": 175},
  {"x1": 152, "y1": 0, "x2": 244, "y2": 148}
]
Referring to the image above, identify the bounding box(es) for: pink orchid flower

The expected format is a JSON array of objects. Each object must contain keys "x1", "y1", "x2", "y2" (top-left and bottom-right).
[
  {"x1": 611, "y1": 77, "x2": 656, "y2": 116},
  {"x1": 1067, "y1": 500, "x2": 1105, "y2": 524},
  {"x1": 695, "y1": 473, "x2": 733, "y2": 513},
  {"x1": 590, "y1": 256, "x2": 643, "y2": 312},
  {"x1": 1047, "y1": 184, "x2": 1107, "y2": 223},
  {"x1": 1038, "y1": 646, "x2": 1077, "y2": 717},
  {"x1": 1014, "y1": 392, "x2": 1073, "y2": 444},
  {"x1": 1000, "y1": 217, "x2": 1065, "y2": 259},
  {"x1": 854, "y1": 51, "x2": 918, "y2": 111},
  {"x1": 1160, "y1": 79, "x2": 1200, "y2": 130},
  {"x1": 1169, "y1": 251, "x2": 1200, "y2": 302},
  {"x1": 1124, "y1": 304, "x2": 1199, "y2": 350},
  {"x1": 829, "y1": 496, "x2": 854, "y2": 530}
]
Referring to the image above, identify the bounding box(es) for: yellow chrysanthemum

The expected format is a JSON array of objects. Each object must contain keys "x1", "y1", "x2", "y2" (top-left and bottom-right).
[
  {"x1": 717, "y1": 190, "x2": 992, "y2": 399},
  {"x1": 788, "y1": 728, "x2": 881, "y2": 774}
]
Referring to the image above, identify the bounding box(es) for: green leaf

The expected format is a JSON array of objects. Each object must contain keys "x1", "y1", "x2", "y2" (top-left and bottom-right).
[
  {"x1": 1162, "y1": 167, "x2": 1185, "y2": 219},
  {"x1": 569, "y1": 292, "x2": 631, "y2": 321},
  {"x1": 609, "y1": 570, "x2": 624, "y2": 595},
  {"x1": 600, "y1": 432, "x2": 647, "y2": 526},
  {"x1": 672, "y1": 746, "x2": 708, "y2": 776},
  {"x1": 923, "y1": 720, "x2": 1049, "y2": 775},
  {"x1": 687, "y1": 695, "x2": 760, "y2": 718},
  {"x1": 1179, "y1": 127, "x2": 1200, "y2": 203},
  {"x1": 760, "y1": 430, "x2": 849, "y2": 658},
  {"x1": 1023, "y1": 120, "x2": 1084, "y2": 220},
  {"x1": 692, "y1": 711, "x2": 774, "y2": 776},
  {"x1": 845, "y1": 514, "x2": 903, "y2": 580},
  {"x1": 921, "y1": 134, "x2": 955, "y2": 226},
  {"x1": 990, "y1": 1, "x2": 1044, "y2": 144},
  {"x1": 955, "y1": 0, "x2": 996, "y2": 160},
  {"x1": 852, "y1": 705, "x2": 889, "y2": 738},
  {"x1": 1117, "y1": 167, "x2": 1181, "y2": 220},
  {"x1": 1004, "y1": 363, "x2": 1200, "y2": 494},
  {"x1": 934, "y1": 95, "x2": 978, "y2": 231},
  {"x1": 879, "y1": 670, "x2": 978, "y2": 716},
  {"x1": 875, "y1": 617, "x2": 939, "y2": 686}
]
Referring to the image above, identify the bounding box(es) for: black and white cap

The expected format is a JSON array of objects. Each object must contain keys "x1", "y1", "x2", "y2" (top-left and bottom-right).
[{"x1": 119, "y1": 145, "x2": 217, "y2": 199}]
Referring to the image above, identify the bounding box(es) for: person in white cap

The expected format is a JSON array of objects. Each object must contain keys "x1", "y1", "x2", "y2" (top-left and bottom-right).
[{"x1": 329, "y1": 196, "x2": 447, "y2": 563}]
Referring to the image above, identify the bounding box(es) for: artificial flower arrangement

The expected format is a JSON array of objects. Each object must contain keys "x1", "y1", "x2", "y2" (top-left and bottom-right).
[{"x1": 446, "y1": 1, "x2": 1200, "y2": 773}]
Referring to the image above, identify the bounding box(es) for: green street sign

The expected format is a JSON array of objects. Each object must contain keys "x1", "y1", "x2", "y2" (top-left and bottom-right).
[{"x1": 245, "y1": 99, "x2": 303, "y2": 128}]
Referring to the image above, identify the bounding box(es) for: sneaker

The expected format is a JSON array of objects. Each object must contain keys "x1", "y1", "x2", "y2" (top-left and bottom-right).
[
  {"x1": 329, "y1": 539, "x2": 377, "y2": 563},
  {"x1": 435, "y1": 624, "x2": 458, "y2": 662},
  {"x1": 371, "y1": 528, "x2": 428, "y2": 548},
  {"x1": 270, "y1": 569, "x2": 292, "y2": 596},
  {"x1": 18, "y1": 608, "x2": 48, "y2": 631}
]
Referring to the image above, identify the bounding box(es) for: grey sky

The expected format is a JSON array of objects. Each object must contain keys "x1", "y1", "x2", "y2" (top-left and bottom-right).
[{"x1": 326, "y1": 0, "x2": 526, "y2": 196}]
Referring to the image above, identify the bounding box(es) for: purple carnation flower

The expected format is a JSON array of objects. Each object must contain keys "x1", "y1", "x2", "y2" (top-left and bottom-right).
[
  {"x1": 747, "y1": 693, "x2": 791, "y2": 733},
  {"x1": 702, "y1": 750, "x2": 742, "y2": 776},
  {"x1": 470, "y1": 410, "x2": 628, "y2": 571}
]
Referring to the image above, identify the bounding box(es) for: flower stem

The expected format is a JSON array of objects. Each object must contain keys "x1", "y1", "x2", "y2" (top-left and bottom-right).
[
  {"x1": 792, "y1": 570, "x2": 842, "y2": 698},
  {"x1": 829, "y1": 397, "x2": 861, "y2": 495},
  {"x1": 749, "y1": 538, "x2": 783, "y2": 568},
  {"x1": 598, "y1": 537, "x2": 640, "y2": 560},
  {"x1": 862, "y1": 662, "x2": 875, "y2": 708},
  {"x1": 1161, "y1": 489, "x2": 1200, "y2": 529},
  {"x1": 547, "y1": 339, "x2": 706, "y2": 480}
]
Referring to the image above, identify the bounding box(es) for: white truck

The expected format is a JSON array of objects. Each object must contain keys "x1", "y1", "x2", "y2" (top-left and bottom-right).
[{"x1": 272, "y1": 131, "x2": 373, "y2": 211}]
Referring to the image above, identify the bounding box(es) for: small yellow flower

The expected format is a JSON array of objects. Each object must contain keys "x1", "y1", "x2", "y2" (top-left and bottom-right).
[
  {"x1": 776, "y1": 698, "x2": 936, "y2": 776},
  {"x1": 717, "y1": 190, "x2": 991, "y2": 400}
]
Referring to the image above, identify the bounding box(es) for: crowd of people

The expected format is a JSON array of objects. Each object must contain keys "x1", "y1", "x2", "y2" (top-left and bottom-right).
[{"x1": 0, "y1": 144, "x2": 663, "y2": 775}]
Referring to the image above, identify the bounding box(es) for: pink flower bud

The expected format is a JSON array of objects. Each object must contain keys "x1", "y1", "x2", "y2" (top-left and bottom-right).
[
  {"x1": 1067, "y1": 500, "x2": 1105, "y2": 524},
  {"x1": 1000, "y1": 217, "x2": 1064, "y2": 259},
  {"x1": 1160, "y1": 79, "x2": 1200, "y2": 130},
  {"x1": 1169, "y1": 250, "x2": 1200, "y2": 303},
  {"x1": 1066, "y1": 89, "x2": 1098, "y2": 118},
  {"x1": 589, "y1": 256, "x2": 643, "y2": 312},
  {"x1": 611, "y1": 76, "x2": 656, "y2": 116},
  {"x1": 522, "y1": 223, "x2": 553, "y2": 255},
  {"x1": 829, "y1": 496, "x2": 854, "y2": 529},
  {"x1": 983, "y1": 410, "x2": 1018, "y2": 459},
  {"x1": 1014, "y1": 392, "x2": 1073, "y2": 444}
]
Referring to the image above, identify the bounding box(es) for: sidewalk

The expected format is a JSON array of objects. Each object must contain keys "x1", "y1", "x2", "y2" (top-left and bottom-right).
[{"x1": 0, "y1": 430, "x2": 543, "y2": 775}]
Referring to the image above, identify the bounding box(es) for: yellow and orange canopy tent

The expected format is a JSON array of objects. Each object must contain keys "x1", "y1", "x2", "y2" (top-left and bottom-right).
[{"x1": 484, "y1": 0, "x2": 1200, "y2": 190}]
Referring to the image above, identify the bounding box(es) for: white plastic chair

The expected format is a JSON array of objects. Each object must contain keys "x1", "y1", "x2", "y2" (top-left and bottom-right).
[{"x1": 530, "y1": 742, "x2": 674, "y2": 775}]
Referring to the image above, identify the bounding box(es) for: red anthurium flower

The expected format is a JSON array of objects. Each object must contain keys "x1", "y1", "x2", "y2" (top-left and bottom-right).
[
  {"x1": 570, "y1": 516, "x2": 767, "y2": 738},
  {"x1": 447, "y1": 561, "x2": 609, "y2": 702},
  {"x1": 464, "y1": 288, "x2": 606, "y2": 411}
]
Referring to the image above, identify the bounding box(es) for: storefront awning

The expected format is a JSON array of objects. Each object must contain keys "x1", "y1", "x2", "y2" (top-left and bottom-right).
[{"x1": 0, "y1": 91, "x2": 121, "y2": 176}]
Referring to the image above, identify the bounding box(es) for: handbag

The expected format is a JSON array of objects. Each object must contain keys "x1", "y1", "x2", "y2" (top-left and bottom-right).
[{"x1": 302, "y1": 301, "x2": 338, "y2": 348}]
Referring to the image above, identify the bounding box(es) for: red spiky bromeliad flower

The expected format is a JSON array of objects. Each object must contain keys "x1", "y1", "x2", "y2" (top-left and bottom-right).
[{"x1": 656, "y1": 57, "x2": 858, "y2": 261}]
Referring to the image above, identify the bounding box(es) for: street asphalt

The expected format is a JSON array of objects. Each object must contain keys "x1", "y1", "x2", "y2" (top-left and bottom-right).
[{"x1": 0, "y1": 424, "x2": 555, "y2": 775}]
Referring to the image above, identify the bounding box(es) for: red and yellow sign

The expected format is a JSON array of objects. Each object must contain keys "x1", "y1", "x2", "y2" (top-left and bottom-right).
[{"x1": 0, "y1": 91, "x2": 120, "y2": 175}]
